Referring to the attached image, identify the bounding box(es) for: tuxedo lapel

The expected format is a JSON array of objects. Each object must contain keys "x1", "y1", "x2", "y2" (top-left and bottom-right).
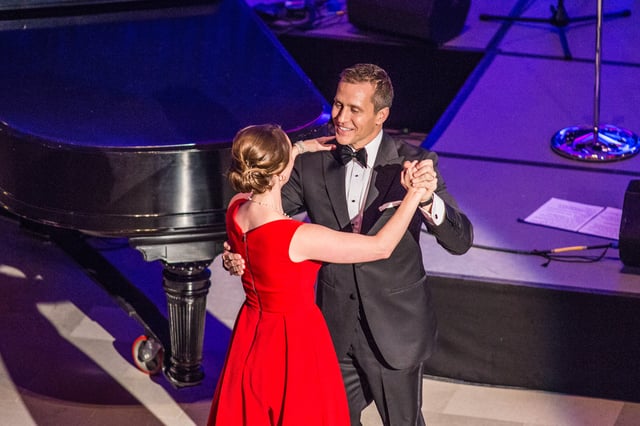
[
  {"x1": 324, "y1": 150, "x2": 352, "y2": 231},
  {"x1": 361, "y1": 135, "x2": 403, "y2": 233}
]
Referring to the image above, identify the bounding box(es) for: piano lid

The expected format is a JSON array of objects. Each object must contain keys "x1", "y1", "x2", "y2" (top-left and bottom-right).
[{"x1": 0, "y1": 0, "x2": 331, "y2": 236}]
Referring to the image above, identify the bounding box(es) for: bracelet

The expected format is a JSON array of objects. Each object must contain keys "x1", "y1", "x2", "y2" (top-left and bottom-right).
[
  {"x1": 295, "y1": 141, "x2": 305, "y2": 154},
  {"x1": 419, "y1": 195, "x2": 433, "y2": 208}
]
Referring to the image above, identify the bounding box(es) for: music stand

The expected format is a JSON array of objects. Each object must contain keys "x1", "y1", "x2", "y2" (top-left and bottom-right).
[
  {"x1": 479, "y1": 0, "x2": 630, "y2": 59},
  {"x1": 550, "y1": 0, "x2": 639, "y2": 161}
]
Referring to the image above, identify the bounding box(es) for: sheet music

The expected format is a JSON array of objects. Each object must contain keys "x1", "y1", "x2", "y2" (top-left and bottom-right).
[
  {"x1": 523, "y1": 197, "x2": 621, "y2": 240},
  {"x1": 578, "y1": 206, "x2": 622, "y2": 239}
]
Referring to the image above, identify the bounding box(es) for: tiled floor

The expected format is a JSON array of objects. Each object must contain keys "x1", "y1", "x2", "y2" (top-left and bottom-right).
[{"x1": 3, "y1": 0, "x2": 640, "y2": 425}]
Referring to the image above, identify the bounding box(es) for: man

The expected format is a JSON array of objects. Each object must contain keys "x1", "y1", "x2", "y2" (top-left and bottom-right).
[{"x1": 223, "y1": 63, "x2": 473, "y2": 425}]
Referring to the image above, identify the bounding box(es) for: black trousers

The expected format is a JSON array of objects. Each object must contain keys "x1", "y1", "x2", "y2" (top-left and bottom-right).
[{"x1": 339, "y1": 319, "x2": 426, "y2": 426}]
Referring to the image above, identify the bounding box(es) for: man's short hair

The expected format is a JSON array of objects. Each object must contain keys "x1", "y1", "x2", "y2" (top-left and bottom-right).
[{"x1": 339, "y1": 63, "x2": 394, "y2": 112}]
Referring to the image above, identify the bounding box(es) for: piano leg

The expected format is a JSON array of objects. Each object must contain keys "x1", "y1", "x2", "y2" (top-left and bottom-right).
[
  {"x1": 28, "y1": 222, "x2": 219, "y2": 388},
  {"x1": 162, "y1": 261, "x2": 211, "y2": 387}
]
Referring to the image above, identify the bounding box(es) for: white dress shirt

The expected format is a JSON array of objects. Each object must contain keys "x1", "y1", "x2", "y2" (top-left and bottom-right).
[{"x1": 345, "y1": 131, "x2": 445, "y2": 232}]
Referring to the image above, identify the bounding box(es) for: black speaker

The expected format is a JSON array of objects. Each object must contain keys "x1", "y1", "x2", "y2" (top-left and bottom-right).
[
  {"x1": 619, "y1": 180, "x2": 640, "y2": 267},
  {"x1": 346, "y1": 0, "x2": 471, "y2": 44}
]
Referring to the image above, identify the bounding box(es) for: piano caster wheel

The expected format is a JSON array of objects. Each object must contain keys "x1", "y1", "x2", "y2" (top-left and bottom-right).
[{"x1": 132, "y1": 335, "x2": 163, "y2": 375}]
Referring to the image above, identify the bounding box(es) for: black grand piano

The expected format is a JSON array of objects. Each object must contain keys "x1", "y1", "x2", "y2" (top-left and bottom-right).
[{"x1": 0, "y1": 0, "x2": 330, "y2": 387}]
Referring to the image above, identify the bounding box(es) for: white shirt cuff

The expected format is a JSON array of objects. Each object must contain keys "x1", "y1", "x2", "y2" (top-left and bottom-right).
[{"x1": 419, "y1": 192, "x2": 445, "y2": 226}]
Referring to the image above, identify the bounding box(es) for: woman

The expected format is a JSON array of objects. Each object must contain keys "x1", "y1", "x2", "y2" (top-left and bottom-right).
[{"x1": 207, "y1": 124, "x2": 426, "y2": 426}]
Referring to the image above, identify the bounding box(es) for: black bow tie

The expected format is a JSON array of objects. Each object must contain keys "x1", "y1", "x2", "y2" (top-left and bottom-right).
[{"x1": 337, "y1": 145, "x2": 368, "y2": 167}]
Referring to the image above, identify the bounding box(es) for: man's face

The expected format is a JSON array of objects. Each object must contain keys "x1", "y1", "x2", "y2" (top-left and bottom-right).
[{"x1": 331, "y1": 81, "x2": 389, "y2": 150}]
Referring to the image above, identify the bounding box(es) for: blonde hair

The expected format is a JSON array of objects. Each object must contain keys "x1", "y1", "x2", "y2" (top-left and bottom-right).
[{"x1": 227, "y1": 124, "x2": 291, "y2": 194}]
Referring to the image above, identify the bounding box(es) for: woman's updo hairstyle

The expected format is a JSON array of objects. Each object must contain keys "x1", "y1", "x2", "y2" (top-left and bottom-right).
[{"x1": 227, "y1": 124, "x2": 291, "y2": 194}]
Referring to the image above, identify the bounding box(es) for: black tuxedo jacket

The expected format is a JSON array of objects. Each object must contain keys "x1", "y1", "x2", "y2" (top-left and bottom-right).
[{"x1": 282, "y1": 132, "x2": 473, "y2": 369}]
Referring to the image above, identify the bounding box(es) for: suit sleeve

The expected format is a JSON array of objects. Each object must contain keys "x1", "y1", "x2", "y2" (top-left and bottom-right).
[
  {"x1": 281, "y1": 155, "x2": 306, "y2": 217},
  {"x1": 421, "y1": 150, "x2": 474, "y2": 255}
]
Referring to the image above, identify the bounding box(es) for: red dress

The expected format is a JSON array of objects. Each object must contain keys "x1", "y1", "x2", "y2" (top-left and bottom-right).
[{"x1": 207, "y1": 199, "x2": 349, "y2": 426}]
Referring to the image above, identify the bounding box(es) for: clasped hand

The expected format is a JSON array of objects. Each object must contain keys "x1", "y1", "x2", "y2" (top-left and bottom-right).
[{"x1": 402, "y1": 159, "x2": 436, "y2": 203}]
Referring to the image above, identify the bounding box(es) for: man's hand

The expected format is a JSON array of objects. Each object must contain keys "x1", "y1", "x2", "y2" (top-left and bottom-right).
[
  {"x1": 221, "y1": 241, "x2": 245, "y2": 276},
  {"x1": 403, "y1": 159, "x2": 437, "y2": 204}
]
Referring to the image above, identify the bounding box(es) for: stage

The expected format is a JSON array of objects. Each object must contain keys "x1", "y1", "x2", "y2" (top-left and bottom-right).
[{"x1": 416, "y1": 0, "x2": 640, "y2": 402}]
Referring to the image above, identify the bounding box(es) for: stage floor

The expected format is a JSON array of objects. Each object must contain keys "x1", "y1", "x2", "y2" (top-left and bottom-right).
[{"x1": 427, "y1": 0, "x2": 640, "y2": 287}]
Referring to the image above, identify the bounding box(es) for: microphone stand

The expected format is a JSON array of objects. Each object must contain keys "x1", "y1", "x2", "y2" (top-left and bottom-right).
[
  {"x1": 550, "y1": 0, "x2": 639, "y2": 161},
  {"x1": 479, "y1": 0, "x2": 630, "y2": 59}
]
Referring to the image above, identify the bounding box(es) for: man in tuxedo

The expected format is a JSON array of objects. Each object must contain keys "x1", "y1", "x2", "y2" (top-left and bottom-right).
[{"x1": 224, "y1": 63, "x2": 473, "y2": 425}]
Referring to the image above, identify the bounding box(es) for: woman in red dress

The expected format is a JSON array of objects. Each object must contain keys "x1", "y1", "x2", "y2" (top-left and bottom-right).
[{"x1": 208, "y1": 124, "x2": 425, "y2": 426}]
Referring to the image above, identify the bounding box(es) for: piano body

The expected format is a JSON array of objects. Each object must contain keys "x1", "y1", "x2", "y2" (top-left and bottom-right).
[{"x1": 0, "y1": 0, "x2": 330, "y2": 386}]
